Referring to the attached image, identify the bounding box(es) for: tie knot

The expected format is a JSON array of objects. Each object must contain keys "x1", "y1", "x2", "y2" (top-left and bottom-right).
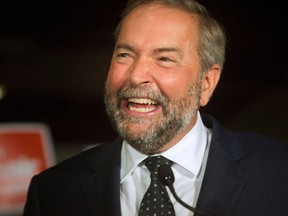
[{"x1": 144, "y1": 155, "x2": 172, "y2": 173}]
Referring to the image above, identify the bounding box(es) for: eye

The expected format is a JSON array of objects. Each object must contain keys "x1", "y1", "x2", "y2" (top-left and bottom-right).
[
  {"x1": 157, "y1": 56, "x2": 177, "y2": 67},
  {"x1": 116, "y1": 52, "x2": 130, "y2": 58},
  {"x1": 159, "y1": 57, "x2": 174, "y2": 62},
  {"x1": 114, "y1": 52, "x2": 134, "y2": 64}
]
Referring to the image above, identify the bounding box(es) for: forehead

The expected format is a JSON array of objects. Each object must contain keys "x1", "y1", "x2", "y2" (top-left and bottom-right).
[{"x1": 118, "y1": 4, "x2": 199, "y2": 47}]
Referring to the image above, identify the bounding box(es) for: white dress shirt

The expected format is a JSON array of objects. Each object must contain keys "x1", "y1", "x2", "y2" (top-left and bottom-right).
[{"x1": 120, "y1": 112, "x2": 212, "y2": 215}]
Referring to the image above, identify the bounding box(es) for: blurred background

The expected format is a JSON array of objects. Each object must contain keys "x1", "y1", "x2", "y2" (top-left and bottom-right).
[
  {"x1": 0, "y1": 1, "x2": 287, "y2": 214},
  {"x1": 1, "y1": 0, "x2": 288, "y2": 162}
]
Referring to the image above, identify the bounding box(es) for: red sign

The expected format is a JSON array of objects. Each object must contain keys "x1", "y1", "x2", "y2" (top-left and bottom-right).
[{"x1": 0, "y1": 123, "x2": 55, "y2": 215}]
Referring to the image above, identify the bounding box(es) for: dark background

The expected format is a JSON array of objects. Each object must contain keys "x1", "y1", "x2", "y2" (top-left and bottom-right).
[{"x1": 1, "y1": 0, "x2": 288, "y2": 148}]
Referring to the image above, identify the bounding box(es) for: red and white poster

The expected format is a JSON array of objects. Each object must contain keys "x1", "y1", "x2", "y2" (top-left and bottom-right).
[{"x1": 0, "y1": 123, "x2": 55, "y2": 215}]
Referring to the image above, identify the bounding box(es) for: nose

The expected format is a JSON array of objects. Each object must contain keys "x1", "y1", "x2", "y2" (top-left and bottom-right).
[{"x1": 128, "y1": 57, "x2": 153, "y2": 86}]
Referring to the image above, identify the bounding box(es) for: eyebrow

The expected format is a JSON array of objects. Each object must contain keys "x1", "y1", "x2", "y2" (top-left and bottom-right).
[
  {"x1": 154, "y1": 47, "x2": 179, "y2": 54},
  {"x1": 115, "y1": 44, "x2": 136, "y2": 53},
  {"x1": 115, "y1": 43, "x2": 180, "y2": 55}
]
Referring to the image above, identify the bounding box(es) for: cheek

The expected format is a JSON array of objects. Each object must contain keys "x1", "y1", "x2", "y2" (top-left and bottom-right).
[
  {"x1": 155, "y1": 73, "x2": 195, "y2": 98},
  {"x1": 106, "y1": 66, "x2": 126, "y2": 92}
]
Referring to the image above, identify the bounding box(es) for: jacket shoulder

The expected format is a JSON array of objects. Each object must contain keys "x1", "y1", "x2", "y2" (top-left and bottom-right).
[{"x1": 39, "y1": 137, "x2": 122, "y2": 176}]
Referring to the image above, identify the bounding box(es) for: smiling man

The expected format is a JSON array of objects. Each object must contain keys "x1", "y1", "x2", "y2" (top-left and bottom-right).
[
  {"x1": 104, "y1": 3, "x2": 220, "y2": 155},
  {"x1": 24, "y1": 0, "x2": 288, "y2": 216}
]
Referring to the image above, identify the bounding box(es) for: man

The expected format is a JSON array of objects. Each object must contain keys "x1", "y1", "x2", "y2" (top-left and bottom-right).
[{"x1": 23, "y1": 0, "x2": 288, "y2": 215}]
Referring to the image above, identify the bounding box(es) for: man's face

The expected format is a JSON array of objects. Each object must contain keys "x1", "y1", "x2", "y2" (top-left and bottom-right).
[{"x1": 104, "y1": 4, "x2": 205, "y2": 154}]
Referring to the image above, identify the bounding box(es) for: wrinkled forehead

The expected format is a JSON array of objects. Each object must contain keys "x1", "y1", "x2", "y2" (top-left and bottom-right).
[
  {"x1": 116, "y1": 2, "x2": 200, "y2": 42},
  {"x1": 119, "y1": 4, "x2": 199, "y2": 40}
]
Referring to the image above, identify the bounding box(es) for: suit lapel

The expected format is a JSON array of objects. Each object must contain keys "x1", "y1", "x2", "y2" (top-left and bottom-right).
[
  {"x1": 77, "y1": 114, "x2": 250, "y2": 216},
  {"x1": 196, "y1": 114, "x2": 250, "y2": 216},
  {"x1": 80, "y1": 139, "x2": 122, "y2": 216}
]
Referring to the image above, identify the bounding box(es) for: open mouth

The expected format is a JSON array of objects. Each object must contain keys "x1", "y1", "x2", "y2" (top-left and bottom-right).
[{"x1": 127, "y1": 97, "x2": 159, "y2": 113}]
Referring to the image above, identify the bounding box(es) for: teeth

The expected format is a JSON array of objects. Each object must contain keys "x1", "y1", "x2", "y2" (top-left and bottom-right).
[
  {"x1": 127, "y1": 97, "x2": 157, "y2": 113},
  {"x1": 128, "y1": 105, "x2": 156, "y2": 112},
  {"x1": 127, "y1": 98, "x2": 157, "y2": 105}
]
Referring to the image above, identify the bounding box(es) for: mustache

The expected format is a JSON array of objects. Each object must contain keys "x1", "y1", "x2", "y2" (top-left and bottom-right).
[{"x1": 116, "y1": 86, "x2": 169, "y2": 106}]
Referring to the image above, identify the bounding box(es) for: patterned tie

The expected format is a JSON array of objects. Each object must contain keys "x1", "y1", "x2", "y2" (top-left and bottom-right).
[{"x1": 139, "y1": 156, "x2": 175, "y2": 216}]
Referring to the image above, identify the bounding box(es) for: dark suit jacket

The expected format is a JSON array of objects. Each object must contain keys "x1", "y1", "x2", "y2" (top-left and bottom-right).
[{"x1": 23, "y1": 114, "x2": 288, "y2": 216}]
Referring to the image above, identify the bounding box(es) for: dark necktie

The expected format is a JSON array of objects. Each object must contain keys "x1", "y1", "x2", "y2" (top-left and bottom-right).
[{"x1": 139, "y1": 155, "x2": 175, "y2": 216}]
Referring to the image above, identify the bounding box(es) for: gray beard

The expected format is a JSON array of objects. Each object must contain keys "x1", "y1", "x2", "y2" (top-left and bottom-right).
[{"x1": 104, "y1": 80, "x2": 202, "y2": 154}]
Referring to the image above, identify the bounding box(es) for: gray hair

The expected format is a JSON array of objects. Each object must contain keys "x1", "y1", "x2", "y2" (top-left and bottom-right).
[{"x1": 114, "y1": 0, "x2": 226, "y2": 74}]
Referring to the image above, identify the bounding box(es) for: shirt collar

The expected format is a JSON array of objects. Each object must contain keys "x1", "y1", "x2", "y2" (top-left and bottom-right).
[{"x1": 120, "y1": 111, "x2": 208, "y2": 183}]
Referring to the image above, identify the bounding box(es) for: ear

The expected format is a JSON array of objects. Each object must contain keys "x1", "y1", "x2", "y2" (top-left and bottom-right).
[{"x1": 200, "y1": 64, "x2": 221, "y2": 107}]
